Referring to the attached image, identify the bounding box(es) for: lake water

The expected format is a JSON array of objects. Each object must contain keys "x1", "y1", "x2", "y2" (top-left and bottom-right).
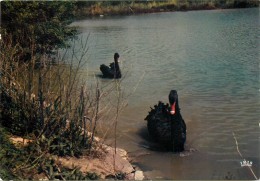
[{"x1": 70, "y1": 8, "x2": 259, "y2": 180}]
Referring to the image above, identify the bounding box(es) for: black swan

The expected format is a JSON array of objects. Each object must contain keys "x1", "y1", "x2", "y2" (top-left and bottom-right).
[
  {"x1": 100, "y1": 53, "x2": 121, "y2": 79},
  {"x1": 145, "y1": 90, "x2": 186, "y2": 152}
]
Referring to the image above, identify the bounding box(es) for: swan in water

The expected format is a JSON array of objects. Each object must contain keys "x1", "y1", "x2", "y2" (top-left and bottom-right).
[
  {"x1": 100, "y1": 53, "x2": 121, "y2": 79},
  {"x1": 145, "y1": 90, "x2": 186, "y2": 152}
]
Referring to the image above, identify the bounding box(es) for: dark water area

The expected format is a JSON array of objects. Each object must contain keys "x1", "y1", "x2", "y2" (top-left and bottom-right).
[{"x1": 70, "y1": 8, "x2": 259, "y2": 180}]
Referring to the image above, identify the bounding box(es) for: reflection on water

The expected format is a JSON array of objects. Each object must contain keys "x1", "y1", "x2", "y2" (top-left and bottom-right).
[{"x1": 70, "y1": 8, "x2": 259, "y2": 179}]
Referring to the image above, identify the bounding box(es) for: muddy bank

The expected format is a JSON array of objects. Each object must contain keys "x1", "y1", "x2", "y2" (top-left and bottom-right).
[
  {"x1": 8, "y1": 135, "x2": 144, "y2": 180},
  {"x1": 56, "y1": 144, "x2": 144, "y2": 180}
]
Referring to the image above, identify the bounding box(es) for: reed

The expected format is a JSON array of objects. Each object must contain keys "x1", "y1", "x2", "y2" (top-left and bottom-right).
[{"x1": 0, "y1": 34, "x2": 102, "y2": 179}]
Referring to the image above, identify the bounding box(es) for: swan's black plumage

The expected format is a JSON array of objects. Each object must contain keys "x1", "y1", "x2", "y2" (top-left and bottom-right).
[
  {"x1": 100, "y1": 53, "x2": 121, "y2": 79},
  {"x1": 145, "y1": 90, "x2": 186, "y2": 152}
]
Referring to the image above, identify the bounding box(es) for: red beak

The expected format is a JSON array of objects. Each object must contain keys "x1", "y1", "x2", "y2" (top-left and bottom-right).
[{"x1": 170, "y1": 102, "x2": 176, "y2": 115}]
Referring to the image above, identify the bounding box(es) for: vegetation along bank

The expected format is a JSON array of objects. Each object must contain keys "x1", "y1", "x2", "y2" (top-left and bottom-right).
[{"x1": 0, "y1": 0, "x2": 259, "y2": 180}]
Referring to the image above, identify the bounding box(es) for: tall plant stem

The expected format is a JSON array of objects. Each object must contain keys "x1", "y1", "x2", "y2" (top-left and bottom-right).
[
  {"x1": 113, "y1": 79, "x2": 121, "y2": 173},
  {"x1": 90, "y1": 83, "x2": 100, "y2": 149}
]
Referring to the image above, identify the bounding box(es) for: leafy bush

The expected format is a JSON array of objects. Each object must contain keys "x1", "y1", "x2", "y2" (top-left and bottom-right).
[{"x1": 1, "y1": 1, "x2": 77, "y2": 61}]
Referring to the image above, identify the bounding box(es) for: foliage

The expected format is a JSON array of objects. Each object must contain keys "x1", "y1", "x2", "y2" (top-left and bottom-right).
[
  {"x1": 38, "y1": 157, "x2": 99, "y2": 180},
  {"x1": 0, "y1": 32, "x2": 99, "y2": 152},
  {"x1": 0, "y1": 126, "x2": 99, "y2": 180},
  {"x1": 1, "y1": 1, "x2": 77, "y2": 60},
  {"x1": 73, "y1": 0, "x2": 259, "y2": 17},
  {"x1": 176, "y1": 0, "x2": 259, "y2": 9},
  {"x1": 105, "y1": 172, "x2": 127, "y2": 180},
  {"x1": 0, "y1": 127, "x2": 19, "y2": 180},
  {"x1": 0, "y1": 30, "x2": 104, "y2": 178}
]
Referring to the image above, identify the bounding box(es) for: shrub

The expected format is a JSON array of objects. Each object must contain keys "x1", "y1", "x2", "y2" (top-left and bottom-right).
[
  {"x1": 1, "y1": 1, "x2": 77, "y2": 61},
  {"x1": 0, "y1": 34, "x2": 100, "y2": 157}
]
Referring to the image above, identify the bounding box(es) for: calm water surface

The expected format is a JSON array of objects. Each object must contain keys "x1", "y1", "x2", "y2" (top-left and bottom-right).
[{"x1": 70, "y1": 8, "x2": 259, "y2": 179}]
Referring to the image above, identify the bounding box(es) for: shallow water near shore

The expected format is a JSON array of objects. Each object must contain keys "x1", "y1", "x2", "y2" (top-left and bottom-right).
[{"x1": 70, "y1": 8, "x2": 259, "y2": 180}]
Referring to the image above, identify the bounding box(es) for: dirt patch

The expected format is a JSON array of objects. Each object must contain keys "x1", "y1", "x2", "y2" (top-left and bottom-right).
[
  {"x1": 56, "y1": 144, "x2": 137, "y2": 179},
  {"x1": 8, "y1": 135, "x2": 144, "y2": 180},
  {"x1": 9, "y1": 136, "x2": 32, "y2": 147}
]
